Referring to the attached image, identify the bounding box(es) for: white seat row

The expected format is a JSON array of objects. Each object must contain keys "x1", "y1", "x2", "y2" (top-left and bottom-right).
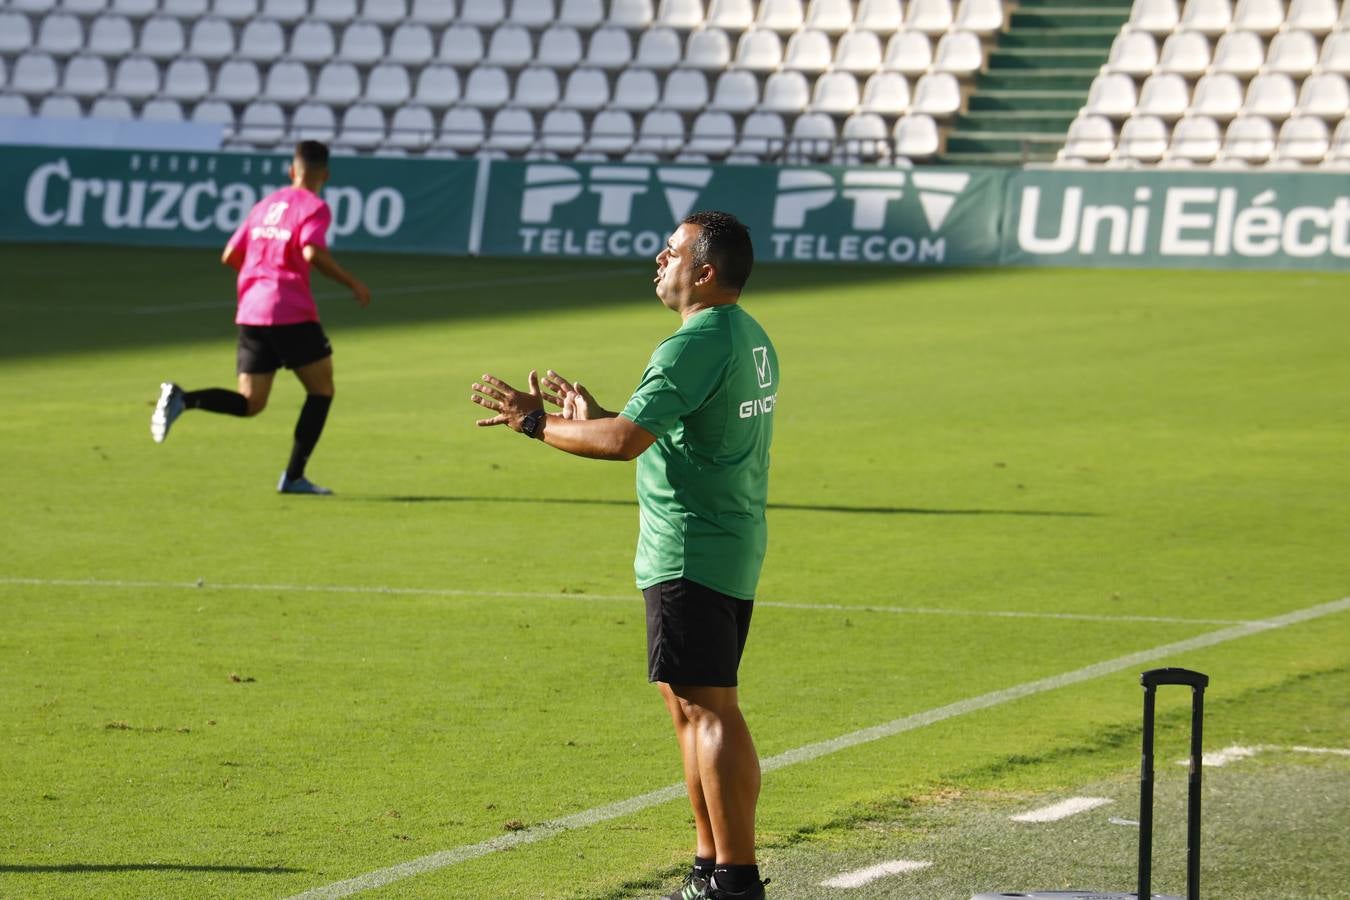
[
  {"x1": 1062, "y1": 111, "x2": 1350, "y2": 165},
  {"x1": 1105, "y1": 27, "x2": 1350, "y2": 78},
  {"x1": 1128, "y1": 0, "x2": 1348, "y2": 37},
  {"x1": 1086, "y1": 70, "x2": 1349, "y2": 120}
]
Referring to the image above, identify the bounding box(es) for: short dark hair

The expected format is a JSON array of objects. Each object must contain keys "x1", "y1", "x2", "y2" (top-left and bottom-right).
[
  {"x1": 682, "y1": 210, "x2": 754, "y2": 293},
  {"x1": 294, "y1": 140, "x2": 330, "y2": 170}
]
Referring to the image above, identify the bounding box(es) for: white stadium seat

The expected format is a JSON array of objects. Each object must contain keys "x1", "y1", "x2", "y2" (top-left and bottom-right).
[
  {"x1": 162, "y1": 58, "x2": 211, "y2": 101},
  {"x1": 214, "y1": 0, "x2": 259, "y2": 22},
  {"x1": 513, "y1": 67, "x2": 561, "y2": 109},
  {"x1": 933, "y1": 30, "x2": 984, "y2": 75},
  {"x1": 287, "y1": 22, "x2": 334, "y2": 63},
  {"x1": 411, "y1": 0, "x2": 456, "y2": 23},
  {"x1": 113, "y1": 0, "x2": 158, "y2": 17},
  {"x1": 90, "y1": 96, "x2": 134, "y2": 119},
  {"x1": 584, "y1": 109, "x2": 635, "y2": 154},
  {"x1": 687, "y1": 111, "x2": 738, "y2": 156},
  {"x1": 1157, "y1": 30, "x2": 1211, "y2": 76},
  {"x1": 390, "y1": 24, "x2": 436, "y2": 65},
  {"x1": 539, "y1": 108, "x2": 585, "y2": 154},
  {"x1": 387, "y1": 105, "x2": 435, "y2": 149},
  {"x1": 37, "y1": 13, "x2": 83, "y2": 57},
  {"x1": 1167, "y1": 114, "x2": 1221, "y2": 161},
  {"x1": 1104, "y1": 30, "x2": 1159, "y2": 76},
  {"x1": 839, "y1": 112, "x2": 890, "y2": 162},
  {"x1": 1296, "y1": 73, "x2": 1350, "y2": 120},
  {"x1": 1266, "y1": 30, "x2": 1320, "y2": 75},
  {"x1": 315, "y1": 62, "x2": 362, "y2": 105},
  {"x1": 191, "y1": 98, "x2": 236, "y2": 128},
  {"x1": 62, "y1": 55, "x2": 110, "y2": 99},
  {"x1": 1084, "y1": 73, "x2": 1138, "y2": 119},
  {"x1": 685, "y1": 28, "x2": 732, "y2": 70},
  {"x1": 558, "y1": 0, "x2": 604, "y2": 28},
  {"x1": 142, "y1": 99, "x2": 186, "y2": 122},
  {"x1": 440, "y1": 25, "x2": 485, "y2": 67},
  {"x1": 508, "y1": 0, "x2": 554, "y2": 27},
  {"x1": 855, "y1": 0, "x2": 903, "y2": 31},
  {"x1": 907, "y1": 0, "x2": 954, "y2": 34},
  {"x1": 1320, "y1": 32, "x2": 1350, "y2": 76},
  {"x1": 0, "y1": 96, "x2": 33, "y2": 118},
  {"x1": 709, "y1": 69, "x2": 759, "y2": 112},
  {"x1": 238, "y1": 19, "x2": 286, "y2": 62},
  {"x1": 163, "y1": 0, "x2": 210, "y2": 15},
  {"x1": 883, "y1": 31, "x2": 934, "y2": 75},
  {"x1": 782, "y1": 29, "x2": 833, "y2": 72},
  {"x1": 486, "y1": 107, "x2": 536, "y2": 153},
  {"x1": 463, "y1": 66, "x2": 512, "y2": 108},
  {"x1": 587, "y1": 27, "x2": 635, "y2": 69},
  {"x1": 1061, "y1": 114, "x2": 1115, "y2": 161},
  {"x1": 113, "y1": 56, "x2": 162, "y2": 101},
  {"x1": 1128, "y1": 0, "x2": 1180, "y2": 34},
  {"x1": 760, "y1": 70, "x2": 810, "y2": 111},
  {"x1": 1117, "y1": 114, "x2": 1169, "y2": 161},
  {"x1": 1326, "y1": 118, "x2": 1350, "y2": 165},
  {"x1": 805, "y1": 0, "x2": 854, "y2": 34},
  {"x1": 438, "y1": 107, "x2": 484, "y2": 151},
  {"x1": 860, "y1": 71, "x2": 910, "y2": 115},
  {"x1": 1220, "y1": 114, "x2": 1276, "y2": 162},
  {"x1": 1210, "y1": 30, "x2": 1264, "y2": 76},
  {"x1": 634, "y1": 109, "x2": 684, "y2": 154},
  {"x1": 538, "y1": 27, "x2": 584, "y2": 68},
  {"x1": 39, "y1": 95, "x2": 83, "y2": 118},
  {"x1": 611, "y1": 68, "x2": 661, "y2": 109},
  {"x1": 339, "y1": 22, "x2": 385, "y2": 65},
  {"x1": 264, "y1": 0, "x2": 308, "y2": 22},
  {"x1": 487, "y1": 25, "x2": 533, "y2": 69},
  {"x1": 608, "y1": 0, "x2": 655, "y2": 28},
  {"x1": 911, "y1": 72, "x2": 961, "y2": 116},
  {"x1": 757, "y1": 0, "x2": 805, "y2": 33},
  {"x1": 1286, "y1": 0, "x2": 1338, "y2": 33},
  {"x1": 366, "y1": 64, "x2": 412, "y2": 108},
  {"x1": 337, "y1": 104, "x2": 386, "y2": 150},
  {"x1": 809, "y1": 70, "x2": 860, "y2": 115},
  {"x1": 12, "y1": 54, "x2": 60, "y2": 97},
  {"x1": 955, "y1": 0, "x2": 1004, "y2": 33},
  {"x1": 733, "y1": 28, "x2": 783, "y2": 71},
  {"x1": 1273, "y1": 115, "x2": 1330, "y2": 162},
  {"x1": 1179, "y1": 0, "x2": 1232, "y2": 35},
  {"x1": 66, "y1": 0, "x2": 109, "y2": 13},
  {"x1": 1242, "y1": 73, "x2": 1297, "y2": 119},
  {"x1": 790, "y1": 111, "x2": 836, "y2": 160},
  {"x1": 560, "y1": 67, "x2": 609, "y2": 109},
  {"x1": 263, "y1": 61, "x2": 312, "y2": 105},
  {"x1": 707, "y1": 0, "x2": 755, "y2": 30},
  {"x1": 1231, "y1": 0, "x2": 1284, "y2": 34},
  {"x1": 635, "y1": 27, "x2": 682, "y2": 69},
  {"x1": 658, "y1": 0, "x2": 705, "y2": 29},
  {"x1": 736, "y1": 110, "x2": 787, "y2": 157},
  {"x1": 1137, "y1": 72, "x2": 1191, "y2": 119},
  {"x1": 459, "y1": 0, "x2": 505, "y2": 25},
  {"x1": 1190, "y1": 73, "x2": 1244, "y2": 119},
  {"x1": 661, "y1": 68, "x2": 709, "y2": 111},
  {"x1": 139, "y1": 17, "x2": 187, "y2": 59},
  {"x1": 834, "y1": 30, "x2": 883, "y2": 73},
  {"x1": 239, "y1": 100, "x2": 286, "y2": 145},
  {"x1": 414, "y1": 66, "x2": 462, "y2": 108},
  {"x1": 893, "y1": 113, "x2": 940, "y2": 157},
  {"x1": 87, "y1": 15, "x2": 134, "y2": 57}
]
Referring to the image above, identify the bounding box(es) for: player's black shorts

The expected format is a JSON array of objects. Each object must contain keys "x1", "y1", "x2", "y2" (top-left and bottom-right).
[
  {"x1": 644, "y1": 578, "x2": 754, "y2": 688},
  {"x1": 236, "y1": 322, "x2": 332, "y2": 374}
]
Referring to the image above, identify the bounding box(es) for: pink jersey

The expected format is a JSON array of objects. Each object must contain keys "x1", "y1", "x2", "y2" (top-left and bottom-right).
[{"x1": 229, "y1": 186, "x2": 332, "y2": 326}]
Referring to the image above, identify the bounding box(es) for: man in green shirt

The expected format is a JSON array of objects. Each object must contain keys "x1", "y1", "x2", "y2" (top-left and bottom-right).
[{"x1": 470, "y1": 211, "x2": 776, "y2": 900}]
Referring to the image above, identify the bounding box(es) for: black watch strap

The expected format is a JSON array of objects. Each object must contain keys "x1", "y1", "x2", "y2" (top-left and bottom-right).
[{"x1": 521, "y1": 408, "x2": 546, "y2": 439}]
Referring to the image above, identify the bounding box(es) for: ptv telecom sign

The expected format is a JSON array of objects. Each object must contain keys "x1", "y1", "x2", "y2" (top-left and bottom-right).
[{"x1": 479, "y1": 161, "x2": 1006, "y2": 266}]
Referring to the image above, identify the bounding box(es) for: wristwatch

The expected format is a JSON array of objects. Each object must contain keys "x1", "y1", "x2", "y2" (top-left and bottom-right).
[{"x1": 520, "y1": 408, "x2": 546, "y2": 439}]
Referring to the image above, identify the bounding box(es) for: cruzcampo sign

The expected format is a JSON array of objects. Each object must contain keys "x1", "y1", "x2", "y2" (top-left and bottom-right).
[
  {"x1": 478, "y1": 160, "x2": 1007, "y2": 266},
  {"x1": 0, "y1": 145, "x2": 476, "y2": 254},
  {"x1": 1002, "y1": 169, "x2": 1350, "y2": 270}
]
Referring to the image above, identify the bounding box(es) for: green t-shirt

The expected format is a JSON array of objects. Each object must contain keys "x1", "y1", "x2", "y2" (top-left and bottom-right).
[{"x1": 619, "y1": 304, "x2": 778, "y2": 600}]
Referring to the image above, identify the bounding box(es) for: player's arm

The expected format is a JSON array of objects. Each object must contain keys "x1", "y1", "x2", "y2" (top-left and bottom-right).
[
  {"x1": 221, "y1": 242, "x2": 244, "y2": 270},
  {"x1": 303, "y1": 243, "x2": 371, "y2": 308},
  {"x1": 471, "y1": 371, "x2": 656, "y2": 461}
]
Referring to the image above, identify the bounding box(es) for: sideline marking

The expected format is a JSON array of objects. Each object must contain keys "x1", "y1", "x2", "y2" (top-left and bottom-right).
[
  {"x1": 821, "y1": 860, "x2": 932, "y2": 888},
  {"x1": 1010, "y1": 796, "x2": 1113, "y2": 823},
  {"x1": 285, "y1": 595, "x2": 1350, "y2": 899},
  {"x1": 1179, "y1": 744, "x2": 1350, "y2": 767},
  {"x1": 0, "y1": 577, "x2": 1249, "y2": 627}
]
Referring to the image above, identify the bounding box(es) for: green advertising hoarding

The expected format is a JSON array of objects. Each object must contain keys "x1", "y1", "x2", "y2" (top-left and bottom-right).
[
  {"x1": 477, "y1": 160, "x2": 1007, "y2": 267},
  {"x1": 0, "y1": 145, "x2": 477, "y2": 254},
  {"x1": 1002, "y1": 169, "x2": 1350, "y2": 270}
]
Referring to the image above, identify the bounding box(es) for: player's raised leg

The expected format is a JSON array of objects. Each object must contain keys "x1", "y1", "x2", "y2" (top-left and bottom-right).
[
  {"x1": 278, "y1": 355, "x2": 334, "y2": 495},
  {"x1": 151, "y1": 378, "x2": 262, "y2": 443}
]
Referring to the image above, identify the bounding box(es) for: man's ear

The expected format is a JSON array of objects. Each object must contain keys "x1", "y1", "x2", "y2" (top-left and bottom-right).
[{"x1": 696, "y1": 264, "x2": 716, "y2": 286}]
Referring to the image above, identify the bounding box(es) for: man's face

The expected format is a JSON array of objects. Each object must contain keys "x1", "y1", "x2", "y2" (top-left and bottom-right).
[{"x1": 654, "y1": 222, "x2": 706, "y2": 311}]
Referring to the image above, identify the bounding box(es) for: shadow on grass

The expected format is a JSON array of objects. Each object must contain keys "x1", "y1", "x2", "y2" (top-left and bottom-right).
[
  {"x1": 0, "y1": 863, "x2": 303, "y2": 874},
  {"x1": 357, "y1": 495, "x2": 1099, "y2": 518}
]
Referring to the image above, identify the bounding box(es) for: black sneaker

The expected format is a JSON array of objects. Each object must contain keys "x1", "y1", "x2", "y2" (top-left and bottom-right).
[
  {"x1": 700, "y1": 875, "x2": 770, "y2": 899},
  {"x1": 661, "y1": 868, "x2": 709, "y2": 900}
]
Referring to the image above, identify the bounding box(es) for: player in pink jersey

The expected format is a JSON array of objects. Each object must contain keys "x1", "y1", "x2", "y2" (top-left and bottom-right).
[{"x1": 150, "y1": 141, "x2": 371, "y2": 495}]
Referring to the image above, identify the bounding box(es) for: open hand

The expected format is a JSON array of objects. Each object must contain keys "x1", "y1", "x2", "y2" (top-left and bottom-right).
[
  {"x1": 470, "y1": 370, "x2": 544, "y2": 431},
  {"x1": 541, "y1": 370, "x2": 606, "y2": 421}
]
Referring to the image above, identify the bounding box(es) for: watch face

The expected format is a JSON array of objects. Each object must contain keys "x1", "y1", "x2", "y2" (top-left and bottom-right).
[{"x1": 523, "y1": 410, "x2": 543, "y2": 437}]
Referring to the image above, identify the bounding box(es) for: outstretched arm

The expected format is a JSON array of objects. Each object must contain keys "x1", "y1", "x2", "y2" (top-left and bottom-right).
[
  {"x1": 471, "y1": 371, "x2": 655, "y2": 462},
  {"x1": 303, "y1": 243, "x2": 371, "y2": 308},
  {"x1": 221, "y1": 242, "x2": 244, "y2": 271}
]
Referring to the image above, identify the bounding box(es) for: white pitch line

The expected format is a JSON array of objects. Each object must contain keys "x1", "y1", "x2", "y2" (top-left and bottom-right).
[
  {"x1": 1010, "y1": 796, "x2": 1114, "y2": 823},
  {"x1": 0, "y1": 577, "x2": 1250, "y2": 627},
  {"x1": 286, "y1": 595, "x2": 1350, "y2": 899},
  {"x1": 1178, "y1": 743, "x2": 1350, "y2": 767},
  {"x1": 821, "y1": 860, "x2": 932, "y2": 888}
]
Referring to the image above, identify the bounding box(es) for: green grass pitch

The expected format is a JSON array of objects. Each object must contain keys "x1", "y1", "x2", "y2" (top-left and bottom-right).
[{"x1": 0, "y1": 243, "x2": 1347, "y2": 899}]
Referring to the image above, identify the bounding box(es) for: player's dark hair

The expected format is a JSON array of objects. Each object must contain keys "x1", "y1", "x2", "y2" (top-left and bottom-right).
[
  {"x1": 682, "y1": 210, "x2": 754, "y2": 293},
  {"x1": 294, "y1": 140, "x2": 330, "y2": 170}
]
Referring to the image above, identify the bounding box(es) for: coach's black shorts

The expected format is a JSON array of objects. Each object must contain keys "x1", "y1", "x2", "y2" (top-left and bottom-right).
[
  {"x1": 237, "y1": 322, "x2": 332, "y2": 374},
  {"x1": 644, "y1": 578, "x2": 754, "y2": 688}
]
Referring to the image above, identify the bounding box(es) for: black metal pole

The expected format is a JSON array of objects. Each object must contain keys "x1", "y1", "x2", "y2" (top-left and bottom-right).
[
  {"x1": 1138, "y1": 681, "x2": 1156, "y2": 900},
  {"x1": 1187, "y1": 683, "x2": 1205, "y2": 900}
]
